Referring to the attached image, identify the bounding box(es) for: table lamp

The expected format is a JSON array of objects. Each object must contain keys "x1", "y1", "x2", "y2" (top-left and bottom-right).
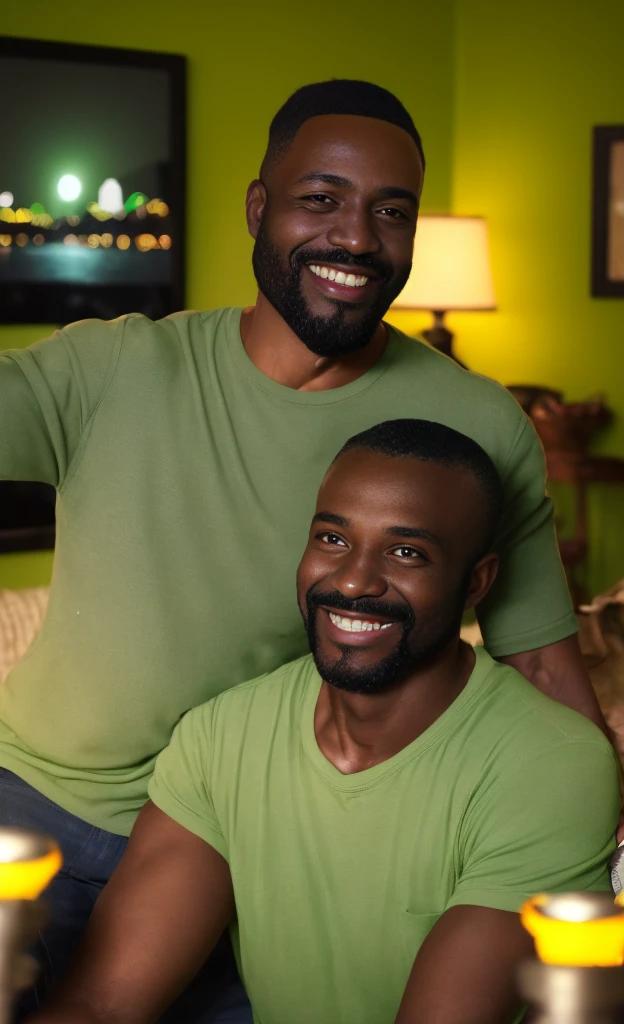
[{"x1": 392, "y1": 215, "x2": 496, "y2": 366}]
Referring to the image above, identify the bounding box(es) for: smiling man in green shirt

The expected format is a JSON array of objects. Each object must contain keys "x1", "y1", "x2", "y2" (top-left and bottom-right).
[
  {"x1": 28, "y1": 420, "x2": 618, "y2": 1024},
  {"x1": 0, "y1": 79, "x2": 605, "y2": 1020}
]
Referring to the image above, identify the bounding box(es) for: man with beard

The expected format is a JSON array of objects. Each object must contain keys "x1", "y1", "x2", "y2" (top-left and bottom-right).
[
  {"x1": 0, "y1": 80, "x2": 607, "y2": 1019},
  {"x1": 28, "y1": 420, "x2": 618, "y2": 1024}
]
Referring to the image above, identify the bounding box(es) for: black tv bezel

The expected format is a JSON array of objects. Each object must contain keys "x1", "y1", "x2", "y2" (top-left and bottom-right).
[{"x1": 0, "y1": 35, "x2": 187, "y2": 326}]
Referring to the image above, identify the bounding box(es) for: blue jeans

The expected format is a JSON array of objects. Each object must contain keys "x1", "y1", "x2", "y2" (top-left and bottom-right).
[{"x1": 0, "y1": 768, "x2": 252, "y2": 1023}]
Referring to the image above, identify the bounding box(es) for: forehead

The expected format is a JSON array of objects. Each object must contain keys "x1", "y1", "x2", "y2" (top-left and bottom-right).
[
  {"x1": 271, "y1": 114, "x2": 424, "y2": 193},
  {"x1": 317, "y1": 450, "x2": 482, "y2": 539}
]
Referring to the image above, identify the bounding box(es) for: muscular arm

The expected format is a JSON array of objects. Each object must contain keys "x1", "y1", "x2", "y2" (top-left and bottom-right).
[
  {"x1": 498, "y1": 634, "x2": 607, "y2": 734},
  {"x1": 28, "y1": 801, "x2": 233, "y2": 1024},
  {"x1": 395, "y1": 905, "x2": 533, "y2": 1024}
]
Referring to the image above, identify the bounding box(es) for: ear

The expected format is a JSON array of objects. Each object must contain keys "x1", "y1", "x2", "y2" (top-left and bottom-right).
[
  {"x1": 463, "y1": 553, "x2": 499, "y2": 611},
  {"x1": 246, "y1": 179, "x2": 267, "y2": 240}
]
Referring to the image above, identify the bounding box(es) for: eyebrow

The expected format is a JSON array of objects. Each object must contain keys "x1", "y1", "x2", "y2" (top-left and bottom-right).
[
  {"x1": 297, "y1": 173, "x2": 353, "y2": 189},
  {"x1": 385, "y1": 526, "x2": 441, "y2": 547},
  {"x1": 312, "y1": 514, "x2": 440, "y2": 547},
  {"x1": 377, "y1": 186, "x2": 419, "y2": 205},
  {"x1": 312, "y1": 511, "x2": 350, "y2": 528},
  {"x1": 296, "y1": 173, "x2": 418, "y2": 205}
]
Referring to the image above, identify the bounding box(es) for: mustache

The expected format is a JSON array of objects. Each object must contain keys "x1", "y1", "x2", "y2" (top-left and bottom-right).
[
  {"x1": 306, "y1": 589, "x2": 414, "y2": 627},
  {"x1": 291, "y1": 246, "x2": 394, "y2": 283}
]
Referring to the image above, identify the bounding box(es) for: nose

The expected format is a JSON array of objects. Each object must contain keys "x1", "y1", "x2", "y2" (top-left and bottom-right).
[
  {"x1": 326, "y1": 200, "x2": 382, "y2": 257},
  {"x1": 330, "y1": 549, "x2": 387, "y2": 600}
]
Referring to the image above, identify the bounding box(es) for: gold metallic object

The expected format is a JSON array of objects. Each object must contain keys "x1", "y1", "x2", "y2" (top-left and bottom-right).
[
  {"x1": 0, "y1": 828, "x2": 62, "y2": 1024},
  {"x1": 519, "y1": 892, "x2": 624, "y2": 1023}
]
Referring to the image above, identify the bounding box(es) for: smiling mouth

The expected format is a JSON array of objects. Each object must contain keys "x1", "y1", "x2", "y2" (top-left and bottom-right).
[
  {"x1": 308, "y1": 264, "x2": 370, "y2": 289},
  {"x1": 327, "y1": 610, "x2": 397, "y2": 633}
]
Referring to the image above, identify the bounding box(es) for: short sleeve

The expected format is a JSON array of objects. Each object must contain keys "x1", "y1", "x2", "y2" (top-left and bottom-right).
[
  {"x1": 0, "y1": 317, "x2": 122, "y2": 488},
  {"x1": 477, "y1": 416, "x2": 577, "y2": 657},
  {"x1": 447, "y1": 740, "x2": 619, "y2": 914},
  {"x1": 148, "y1": 701, "x2": 228, "y2": 860}
]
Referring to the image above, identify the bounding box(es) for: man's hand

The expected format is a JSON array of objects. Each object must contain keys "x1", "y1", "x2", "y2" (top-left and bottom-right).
[
  {"x1": 27, "y1": 801, "x2": 233, "y2": 1024},
  {"x1": 395, "y1": 905, "x2": 533, "y2": 1024}
]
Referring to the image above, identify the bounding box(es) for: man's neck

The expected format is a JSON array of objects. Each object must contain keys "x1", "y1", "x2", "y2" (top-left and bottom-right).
[
  {"x1": 314, "y1": 640, "x2": 476, "y2": 775},
  {"x1": 239, "y1": 292, "x2": 388, "y2": 392}
]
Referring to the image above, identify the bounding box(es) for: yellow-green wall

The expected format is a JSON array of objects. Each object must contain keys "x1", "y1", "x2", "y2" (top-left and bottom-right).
[
  {"x1": 449, "y1": 0, "x2": 624, "y2": 597},
  {"x1": 2, "y1": 0, "x2": 624, "y2": 597},
  {"x1": 0, "y1": 0, "x2": 456, "y2": 589}
]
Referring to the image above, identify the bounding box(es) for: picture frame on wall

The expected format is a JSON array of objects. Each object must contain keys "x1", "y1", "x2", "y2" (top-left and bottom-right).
[
  {"x1": 0, "y1": 35, "x2": 186, "y2": 555},
  {"x1": 592, "y1": 125, "x2": 624, "y2": 297},
  {"x1": 0, "y1": 35, "x2": 186, "y2": 325}
]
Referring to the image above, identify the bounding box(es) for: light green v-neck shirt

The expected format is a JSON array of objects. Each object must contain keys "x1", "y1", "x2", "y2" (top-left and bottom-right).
[{"x1": 150, "y1": 649, "x2": 618, "y2": 1024}]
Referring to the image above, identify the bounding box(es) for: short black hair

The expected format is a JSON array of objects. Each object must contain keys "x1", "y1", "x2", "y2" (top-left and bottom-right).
[
  {"x1": 338, "y1": 419, "x2": 503, "y2": 557},
  {"x1": 262, "y1": 79, "x2": 425, "y2": 175}
]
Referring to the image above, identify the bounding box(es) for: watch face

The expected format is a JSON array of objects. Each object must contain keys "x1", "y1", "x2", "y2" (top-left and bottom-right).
[{"x1": 611, "y1": 841, "x2": 624, "y2": 898}]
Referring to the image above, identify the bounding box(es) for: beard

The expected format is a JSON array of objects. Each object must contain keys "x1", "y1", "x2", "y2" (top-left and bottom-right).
[
  {"x1": 303, "y1": 584, "x2": 470, "y2": 696},
  {"x1": 252, "y1": 221, "x2": 411, "y2": 358}
]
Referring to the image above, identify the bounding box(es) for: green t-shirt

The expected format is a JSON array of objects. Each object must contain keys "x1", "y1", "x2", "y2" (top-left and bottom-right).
[
  {"x1": 0, "y1": 308, "x2": 577, "y2": 835},
  {"x1": 149, "y1": 649, "x2": 618, "y2": 1024}
]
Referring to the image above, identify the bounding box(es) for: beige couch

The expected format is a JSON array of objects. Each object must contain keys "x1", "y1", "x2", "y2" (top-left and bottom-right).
[{"x1": 0, "y1": 587, "x2": 49, "y2": 684}]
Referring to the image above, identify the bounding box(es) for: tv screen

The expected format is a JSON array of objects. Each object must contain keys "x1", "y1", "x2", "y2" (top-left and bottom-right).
[{"x1": 0, "y1": 36, "x2": 186, "y2": 325}]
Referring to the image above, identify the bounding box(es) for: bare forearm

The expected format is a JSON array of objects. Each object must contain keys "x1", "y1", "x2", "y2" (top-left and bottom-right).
[
  {"x1": 497, "y1": 634, "x2": 607, "y2": 734},
  {"x1": 395, "y1": 906, "x2": 531, "y2": 1024}
]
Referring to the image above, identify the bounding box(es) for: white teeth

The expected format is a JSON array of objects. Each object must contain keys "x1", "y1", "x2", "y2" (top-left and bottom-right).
[
  {"x1": 328, "y1": 611, "x2": 394, "y2": 633},
  {"x1": 308, "y1": 265, "x2": 368, "y2": 288}
]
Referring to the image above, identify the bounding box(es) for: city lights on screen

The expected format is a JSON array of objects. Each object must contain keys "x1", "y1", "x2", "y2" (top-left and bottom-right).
[
  {"x1": 57, "y1": 175, "x2": 82, "y2": 202},
  {"x1": 0, "y1": 175, "x2": 172, "y2": 253}
]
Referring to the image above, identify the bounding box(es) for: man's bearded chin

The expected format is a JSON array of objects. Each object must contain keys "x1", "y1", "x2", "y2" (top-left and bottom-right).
[
  {"x1": 252, "y1": 224, "x2": 411, "y2": 359},
  {"x1": 303, "y1": 585, "x2": 469, "y2": 696}
]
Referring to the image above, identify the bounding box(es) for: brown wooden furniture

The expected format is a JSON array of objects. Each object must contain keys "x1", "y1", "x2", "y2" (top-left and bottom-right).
[{"x1": 545, "y1": 452, "x2": 624, "y2": 606}]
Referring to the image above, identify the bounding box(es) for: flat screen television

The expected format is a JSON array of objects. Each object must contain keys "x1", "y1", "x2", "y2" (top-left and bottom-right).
[
  {"x1": 0, "y1": 36, "x2": 186, "y2": 325},
  {"x1": 0, "y1": 37, "x2": 186, "y2": 555}
]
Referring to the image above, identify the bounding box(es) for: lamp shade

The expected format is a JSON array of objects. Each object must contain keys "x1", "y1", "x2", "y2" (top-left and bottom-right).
[{"x1": 393, "y1": 215, "x2": 496, "y2": 311}]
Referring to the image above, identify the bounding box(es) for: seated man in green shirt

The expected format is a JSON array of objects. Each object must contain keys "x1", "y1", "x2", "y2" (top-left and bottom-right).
[{"x1": 30, "y1": 419, "x2": 619, "y2": 1024}]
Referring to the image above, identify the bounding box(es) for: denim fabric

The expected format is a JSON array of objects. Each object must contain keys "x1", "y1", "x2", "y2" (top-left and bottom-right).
[{"x1": 0, "y1": 768, "x2": 252, "y2": 1023}]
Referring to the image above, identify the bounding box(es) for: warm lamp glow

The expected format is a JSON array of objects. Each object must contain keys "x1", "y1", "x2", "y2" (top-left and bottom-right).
[
  {"x1": 520, "y1": 893, "x2": 624, "y2": 967},
  {"x1": 393, "y1": 216, "x2": 496, "y2": 312}
]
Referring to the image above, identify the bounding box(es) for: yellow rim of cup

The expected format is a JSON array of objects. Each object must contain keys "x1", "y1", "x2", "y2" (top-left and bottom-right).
[
  {"x1": 0, "y1": 848, "x2": 63, "y2": 900},
  {"x1": 520, "y1": 894, "x2": 624, "y2": 967}
]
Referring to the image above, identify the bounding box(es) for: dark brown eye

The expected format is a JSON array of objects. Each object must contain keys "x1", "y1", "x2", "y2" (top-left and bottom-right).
[
  {"x1": 390, "y1": 545, "x2": 425, "y2": 561},
  {"x1": 318, "y1": 532, "x2": 346, "y2": 547}
]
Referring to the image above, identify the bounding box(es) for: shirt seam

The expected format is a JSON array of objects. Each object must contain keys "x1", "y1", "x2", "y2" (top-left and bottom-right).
[
  {"x1": 150, "y1": 773, "x2": 226, "y2": 847},
  {"x1": 472, "y1": 738, "x2": 616, "y2": 800},
  {"x1": 498, "y1": 403, "x2": 529, "y2": 481},
  {"x1": 484, "y1": 608, "x2": 578, "y2": 650},
  {"x1": 2, "y1": 356, "x2": 65, "y2": 486},
  {"x1": 58, "y1": 317, "x2": 127, "y2": 495},
  {"x1": 222, "y1": 310, "x2": 397, "y2": 407},
  {"x1": 302, "y1": 655, "x2": 502, "y2": 794}
]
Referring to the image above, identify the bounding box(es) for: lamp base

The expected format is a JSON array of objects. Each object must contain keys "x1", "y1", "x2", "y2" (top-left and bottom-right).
[{"x1": 422, "y1": 311, "x2": 467, "y2": 369}]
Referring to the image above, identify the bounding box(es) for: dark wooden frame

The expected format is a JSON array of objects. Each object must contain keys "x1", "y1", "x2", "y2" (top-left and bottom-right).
[
  {"x1": 0, "y1": 36, "x2": 186, "y2": 552},
  {"x1": 0, "y1": 482, "x2": 55, "y2": 554},
  {"x1": 0, "y1": 35, "x2": 187, "y2": 324},
  {"x1": 591, "y1": 125, "x2": 624, "y2": 297}
]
